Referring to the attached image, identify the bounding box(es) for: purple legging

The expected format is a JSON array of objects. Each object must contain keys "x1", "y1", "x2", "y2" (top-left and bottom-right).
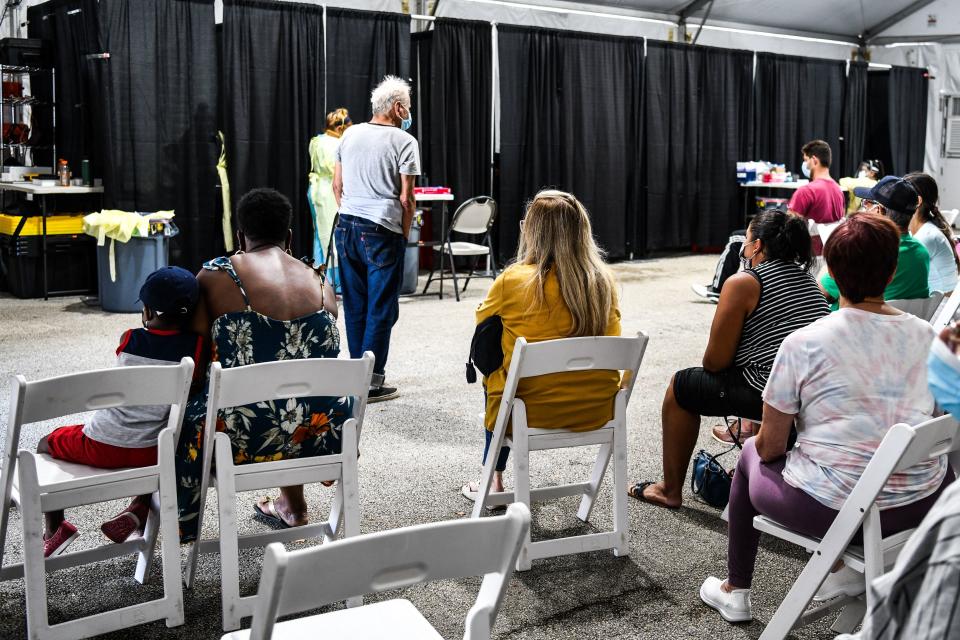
[{"x1": 727, "y1": 438, "x2": 953, "y2": 589}]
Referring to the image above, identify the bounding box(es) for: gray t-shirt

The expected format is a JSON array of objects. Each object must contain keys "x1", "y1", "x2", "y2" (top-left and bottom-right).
[
  {"x1": 336, "y1": 122, "x2": 420, "y2": 234},
  {"x1": 83, "y1": 351, "x2": 179, "y2": 448}
]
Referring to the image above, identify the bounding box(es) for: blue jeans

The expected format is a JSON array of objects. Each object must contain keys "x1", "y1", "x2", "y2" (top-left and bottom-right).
[
  {"x1": 483, "y1": 429, "x2": 510, "y2": 472},
  {"x1": 335, "y1": 214, "x2": 405, "y2": 385}
]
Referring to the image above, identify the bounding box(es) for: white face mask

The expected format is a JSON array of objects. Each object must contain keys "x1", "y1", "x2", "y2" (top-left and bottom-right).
[
  {"x1": 739, "y1": 239, "x2": 758, "y2": 270},
  {"x1": 857, "y1": 171, "x2": 868, "y2": 179}
]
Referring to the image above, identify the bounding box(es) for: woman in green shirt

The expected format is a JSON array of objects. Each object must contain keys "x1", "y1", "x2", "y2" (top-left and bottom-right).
[{"x1": 820, "y1": 176, "x2": 929, "y2": 310}]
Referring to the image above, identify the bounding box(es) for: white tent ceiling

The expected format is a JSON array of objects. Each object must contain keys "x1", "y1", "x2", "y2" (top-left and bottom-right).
[
  {"x1": 578, "y1": 0, "x2": 929, "y2": 41},
  {"x1": 434, "y1": 0, "x2": 960, "y2": 45}
]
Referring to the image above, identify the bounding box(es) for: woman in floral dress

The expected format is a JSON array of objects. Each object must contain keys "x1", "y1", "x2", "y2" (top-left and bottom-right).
[{"x1": 176, "y1": 188, "x2": 352, "y2": 542}]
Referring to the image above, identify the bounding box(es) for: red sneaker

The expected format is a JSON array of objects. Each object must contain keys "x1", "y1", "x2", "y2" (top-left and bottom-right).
[
  {"x1": 43, "y1": 521, "x2": 79, "y2": 558},
  {"x1": 100, "y1": 505, "x2": 147, "y2": 544}
]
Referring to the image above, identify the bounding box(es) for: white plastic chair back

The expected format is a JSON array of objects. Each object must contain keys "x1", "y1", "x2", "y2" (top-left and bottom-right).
[
  {"x1": 451, "y1": 197, "x2": 496, "y2": 235},
  {"x1": 888, "y1": 292, "x2": 945, "y2": 322},
  {"x1": 196, "y1": 354, "x2": 375, "y2": 500},
  {"x1": 943, "y1": 208, "x2": 959, "y2": 228},
  {"x1": 818, "y1": 220, "x2": 842, "y2": 245},
  {"x1": 933, "y1": 279, "x2": 960, "y2": 331},
  {"x1": 1, "y1": 357, "x2": 195, "y2": 557},
  {"x1": 490, "y1": 333, "x2": 648, "y2": 465},
  {"x1": 246, "y1": 503, "x2": 531, "y2": 640}
]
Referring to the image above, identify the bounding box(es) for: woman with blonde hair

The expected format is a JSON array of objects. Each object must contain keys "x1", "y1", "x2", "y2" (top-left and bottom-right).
[
  {"x1": 462, "y1": 190, "x2": 621, "y2": 496},
  {"x1": 307, "y1": 107, "x2": 352, "y2": 286}
]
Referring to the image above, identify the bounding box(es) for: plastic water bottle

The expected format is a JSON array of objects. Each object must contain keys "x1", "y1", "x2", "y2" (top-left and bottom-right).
[{"x1": 58, "y1": 159, "x2": 70, "y2": 187}]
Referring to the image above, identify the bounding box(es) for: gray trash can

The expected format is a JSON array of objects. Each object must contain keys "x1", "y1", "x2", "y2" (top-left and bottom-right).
[
  {"x1": 400, "y1": 212, "x2": 422, "y2": 295},
  {"x1": 97, "y1": 232, "x2": 173, "y2": 313}
]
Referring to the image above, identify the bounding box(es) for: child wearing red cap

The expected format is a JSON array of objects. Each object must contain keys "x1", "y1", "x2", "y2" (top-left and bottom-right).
[{"x1": 38, "y1": 266, "x2": 205, "y2": 558}]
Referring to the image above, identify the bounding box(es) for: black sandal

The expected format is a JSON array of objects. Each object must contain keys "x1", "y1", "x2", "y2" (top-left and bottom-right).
[
  {"x1": 627, "y1": 481, "x2": 680, "y2": 510},
  {"x1": 253, "y1": 497, "x2": 305, "y2": 529}
]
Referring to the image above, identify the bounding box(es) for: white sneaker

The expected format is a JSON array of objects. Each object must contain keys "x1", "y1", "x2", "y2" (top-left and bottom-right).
[
  {"x1": 699, "y1": 576, "x2": 753, "y2": 622},
  {"x1": 813, "y1": 565, "x2": 865, "y2": 601},
  {"x1": 691, "y1": 283, "x2": 720, "y2": 302}
]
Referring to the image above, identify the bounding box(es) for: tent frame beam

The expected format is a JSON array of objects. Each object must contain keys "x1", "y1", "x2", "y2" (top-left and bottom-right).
[
  {"x1": 676, "y1": 0, "x2": 712, "y2": 41},
  {"x1": 863, "y1": 0, "x2": 938, "y2": 43}
]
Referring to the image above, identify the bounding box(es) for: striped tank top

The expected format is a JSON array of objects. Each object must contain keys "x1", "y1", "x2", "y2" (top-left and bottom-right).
[{"x1": 734, "y1": 260, "x2": 830, "y2": 392}]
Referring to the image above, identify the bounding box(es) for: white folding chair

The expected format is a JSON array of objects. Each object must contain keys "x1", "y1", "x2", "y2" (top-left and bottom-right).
[
  {"x1": 0, "y1": 358, "x2": 194, "y2": 640},
  {"x1": 471, "y1": 332, "x2": 648, "y2": 571},
  {"x1": 422, "y1": 196, "x2": 498, "y2": 302},
  {"x1": 185, "y1": 352, "x2": 375, "y2": 632},
  {"x1": 932, "y1": 279, "x2": 960, "y2": 332},
  {"x1": 755, "y1": 414, "x2": 960, "y2": 639},
  {"x1": 943, "y1": 208, "x2": 959, "y2": 228},
  {"x1": 222, "y1": 503, "x2": 531, "y2": 640},
  {"x1": 818, "y1": 220, "x2": 842, "y2": 246},
  {"x1": 888, "y1": 291, "x2": 946, "y2": 322}
]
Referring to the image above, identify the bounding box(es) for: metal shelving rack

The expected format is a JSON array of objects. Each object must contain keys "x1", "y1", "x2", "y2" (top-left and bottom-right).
[{"x1": 0, "y1": 64, "x2": 55, "y2": 171}]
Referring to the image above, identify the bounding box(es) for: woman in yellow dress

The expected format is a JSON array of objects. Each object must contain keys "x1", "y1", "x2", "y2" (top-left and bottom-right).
[
  {"x1": 308, "y1": 108, "x2": 352, "y2": 287},
  {"x1": 462, "y1": 190, "x2": 622, "y2": 496}
]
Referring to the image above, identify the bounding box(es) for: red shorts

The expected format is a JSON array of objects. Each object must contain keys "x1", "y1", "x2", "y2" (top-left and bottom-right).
[{"x1": 44, "y1": 425, "x2": 157, "y2": 469}]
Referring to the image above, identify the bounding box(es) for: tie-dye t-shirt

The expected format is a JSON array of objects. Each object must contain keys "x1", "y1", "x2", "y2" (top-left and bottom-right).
[{"x1": 763, "y1": 308, "x2": 946, "y2": 510}]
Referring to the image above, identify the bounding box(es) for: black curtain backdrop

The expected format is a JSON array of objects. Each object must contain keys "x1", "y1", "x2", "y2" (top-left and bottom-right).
[
  {"x1": 753, "y1": 53, "x2": 846, "y2": 178},
  {"x1": 429, "y1": 18, "x2": 492, "y2": 218},
  {"x1": 841, "y1": 61, "x2": 869, "y2": 178},
  {"x1": 865, "y1": 71, "x2": 891, "y2": 175},
  {"x1": 498, "y1": 26, "x2": 643, "y2": 260},
  {"x1": 888, "y1": 66, "x2": 928, "y2": 175},
  {"x1": 643, "y1": 42, "x2": 752, "y2": 249},
  {"x1": 27, "y1": 0, "x2": 101, "y2": 174},
  {"x1": 325, "y1": 8, "x2": 410, "y2": 122},
  {"x1": 98, "y1": 0, "x2": 218, "y2": 271},
  {"x1": 222, "y1": 0, "x2": 324, "y2": 260},
  {"x1": 411, "y1": 31, "x2": 432, "y2": 178}
]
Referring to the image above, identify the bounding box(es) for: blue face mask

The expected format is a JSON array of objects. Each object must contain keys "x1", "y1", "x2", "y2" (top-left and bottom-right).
[
  {"x1": 801, "y1": 160, "x2": 812, "y2": 179},
  {"x1": 928, "y1": 338, "x2": 960, "y2": 417},
  {"x1": 400, "y1": 105, "x2": 413, "y2": 132}
]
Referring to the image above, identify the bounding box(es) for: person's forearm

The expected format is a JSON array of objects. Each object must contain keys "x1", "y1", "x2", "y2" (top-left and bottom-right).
[
  {"x1": 401, "y1": 197, "x2": 415, "y2": 238},
  {"x1": 333, "y1": 182, "x2": 342, "y2": 207}
]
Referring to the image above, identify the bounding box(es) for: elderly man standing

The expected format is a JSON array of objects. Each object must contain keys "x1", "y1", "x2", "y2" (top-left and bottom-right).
[{"x1": 333, "y1": 75, "x2": 419, "y2": 402}]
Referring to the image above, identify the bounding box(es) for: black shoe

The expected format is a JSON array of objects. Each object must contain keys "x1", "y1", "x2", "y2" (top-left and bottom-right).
[{"x1": 368, "y1": 385, "x2": 399, "y2": 403}]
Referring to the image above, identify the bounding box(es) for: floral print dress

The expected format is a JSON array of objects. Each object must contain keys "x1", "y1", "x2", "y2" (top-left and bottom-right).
[{"x1": 175, "y1": 256, "x2": 352, "y2": 542}]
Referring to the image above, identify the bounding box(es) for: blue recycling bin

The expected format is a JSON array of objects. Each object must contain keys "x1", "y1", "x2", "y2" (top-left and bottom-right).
[{"x1": 96, "y1": 233, "x2": 173, "y2": 313}]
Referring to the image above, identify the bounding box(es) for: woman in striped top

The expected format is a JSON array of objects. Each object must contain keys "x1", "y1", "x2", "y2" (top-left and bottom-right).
[{"x1": 629, "y1": 208, "x2": 829, "y2": 509}]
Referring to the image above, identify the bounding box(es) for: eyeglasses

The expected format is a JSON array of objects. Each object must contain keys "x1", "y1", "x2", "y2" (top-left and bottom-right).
[{"x1": 859, "y1": 199, "x2": 882, "y2": 213}]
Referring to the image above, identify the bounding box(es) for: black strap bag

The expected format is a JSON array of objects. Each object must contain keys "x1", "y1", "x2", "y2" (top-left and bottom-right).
[
  {"x1": 691, "y1": 417, "x2": 745, "y2": 509},
  {"x1": 466, "y1": 315, "x2": 503, "y2": 383}
]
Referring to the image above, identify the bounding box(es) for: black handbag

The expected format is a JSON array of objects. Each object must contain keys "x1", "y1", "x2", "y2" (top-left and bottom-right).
[
  {"x1": 466, "y1": 315, "x2": 503, "y2": 383},
  {"x1": 690, "y1": 418, "x2": 745, "y2": 509}
]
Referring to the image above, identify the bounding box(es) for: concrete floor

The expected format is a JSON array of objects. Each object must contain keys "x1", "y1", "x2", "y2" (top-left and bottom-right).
[{"x1": 0, "y1": 254, "x2": 839, "y2": 639}]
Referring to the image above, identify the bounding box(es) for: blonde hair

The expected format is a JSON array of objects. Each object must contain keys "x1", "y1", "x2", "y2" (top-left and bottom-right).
[
  {"x1": 325, "y1": 107, "x2": 351, "y2": 136},
  {"x1": 516, "y1": 190, "x2": 617, "y2": 337}
]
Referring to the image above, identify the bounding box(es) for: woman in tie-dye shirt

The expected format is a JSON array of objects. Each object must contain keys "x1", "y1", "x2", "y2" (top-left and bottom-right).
[{"x1": 699, "y1": 213, "x2": 954, "y2": 625}]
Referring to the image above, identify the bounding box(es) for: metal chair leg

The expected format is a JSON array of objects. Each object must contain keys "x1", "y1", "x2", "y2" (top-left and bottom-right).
[
  {"x1": 422, "y1": 265, "x2": 436, "y2": 294},
  {"x1": 448, "y1": 243, "x2": 461, "y2": 302}
]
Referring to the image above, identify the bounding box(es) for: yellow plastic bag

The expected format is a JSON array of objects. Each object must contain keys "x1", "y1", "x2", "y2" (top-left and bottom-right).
[{"x1": 82, "y1": 210, "x2": 175, "y2": 282}]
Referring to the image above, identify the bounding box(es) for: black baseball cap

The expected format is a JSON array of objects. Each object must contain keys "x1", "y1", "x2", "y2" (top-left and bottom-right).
[
  {"x1": 854, "y1": 176, "x2": 919, "y2": 216},
  {"x1": 138, "y1": 266, "x2": 199, "y2": 315}
]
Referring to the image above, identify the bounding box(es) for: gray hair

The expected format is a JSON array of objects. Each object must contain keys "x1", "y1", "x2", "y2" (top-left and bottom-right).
[{"x1": 370, "y1": 75, "x2": 411, "y2": 115}]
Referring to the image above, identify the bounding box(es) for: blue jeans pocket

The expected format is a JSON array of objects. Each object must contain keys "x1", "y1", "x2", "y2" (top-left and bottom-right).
[{"x1": 361, "y1": 230, "x2": 402, "y2": 268}]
